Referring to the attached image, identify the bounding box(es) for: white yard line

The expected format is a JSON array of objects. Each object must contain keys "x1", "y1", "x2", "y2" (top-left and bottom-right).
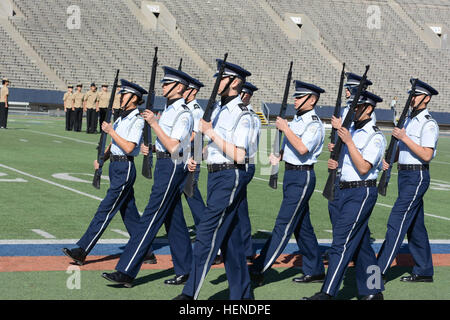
[
  {"x1": 0, "y1": 164, "x2": 103, "y2": 201},
  {"x1": 31, "y1": 229, "x2": 56, "y2": 239},
  {"x1": 111, "y1": 229, "x2": 130, "y2": 238},
  {"x1": 27, "y1": 130, "x2": 98, "y2": 145}
]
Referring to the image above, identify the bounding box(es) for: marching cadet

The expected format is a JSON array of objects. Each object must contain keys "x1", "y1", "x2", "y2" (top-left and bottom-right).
[
  {"x1": 0, "y1": 78, "x2": 10, "y2": 129},
  {"x1": 63, "y1": 85, "x2": 74, "y2": 131},
  {"x1": 72, "y1": 84, "x2": 84, "y2": 132},
  {"x1": 249, "y1": 81, "x2": 326, "y2": 286},
  {"x1": 97, "y1": 84, "x2": 110, "y2": 131},
  {"x1": 62, "y1": 79, "x2": 148, "y2": 265},
  {"x1": 84, "y1": 83, "x2": 99, "y2": 134},
  {"x1": 239, "y1": 81, "x2": 261, "y2": 262},
  {"x1": 377, "y1": 79, "x2": 439, "y2": 283},
  {"x1": 182, "y1": 76, "x2": 206, "y2": 228},
  {"x1": 174, "y1": 59, "x2": 254, "y2": 300},
  {"x1": 113, "y1": 85, "x2": 121, "y2": 122},
  {"x1": 102, "y1": 67, "x2": 194, "y2": 288},
  {"x1": 305, "y1": 90, "x2": 386, "y2": 300}
]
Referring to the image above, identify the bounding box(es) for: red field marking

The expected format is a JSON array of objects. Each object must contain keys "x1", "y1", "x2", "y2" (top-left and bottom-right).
[{"x1": 1, "y1": 254, "x2": 449, "y2": 272}]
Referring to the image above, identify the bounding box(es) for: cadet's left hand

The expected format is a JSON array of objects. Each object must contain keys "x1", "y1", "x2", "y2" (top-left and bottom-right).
[
  {"x1": 275, "y1": 117, "x2": 289, "y2": 132},
  {"x1": 392, "y1": 127, "x2": 406, "y2": 141},
  {"x1": 337, "y1": 127, "x2": 352, "y2": 145},
  {"x1": 101, "y1": 121, "x2": 113, "y2": 134}
]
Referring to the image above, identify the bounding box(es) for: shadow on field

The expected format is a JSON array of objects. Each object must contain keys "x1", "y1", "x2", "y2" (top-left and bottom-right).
[{"x1": 335, "y1": 265, "x2": 413, "y2": 300}]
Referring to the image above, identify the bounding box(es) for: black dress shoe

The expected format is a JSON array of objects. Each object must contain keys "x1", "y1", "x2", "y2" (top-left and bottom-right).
[
  {"x1": 361, "y1": 292, "x2": 384, "y2": 300},
  {"x1": 101, "y1": 271, "x2": 134, "y2": 288},
  {"x1": 173, "y1": 294, "x2": 193, "y2": 300},
  {"x1": 302, "y1": 292, "x2": 332, "y2": 300},
  {"x1": 212, "y1": 255, "x2": 223, "y2": 265},
  {"x1": 143, "y1": 253, "x2": 157, "y2": 264},
  {"x1": 62, "y1": 247, "x2": 87, "y2": 265},
  {"x1": 400, "y1": 273, "x2": 433, "y2": 283},
  {"x1": 164, "y1": 274, "x2": 189, "y2": 285},
  {"x1": 292, "y1": 273, "x2": 325, "y2": 283}
]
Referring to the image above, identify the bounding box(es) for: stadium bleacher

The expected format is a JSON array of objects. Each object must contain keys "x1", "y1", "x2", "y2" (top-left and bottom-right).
[{"x1": 2, "y1": 0, "x2": 449, "y2": 113}]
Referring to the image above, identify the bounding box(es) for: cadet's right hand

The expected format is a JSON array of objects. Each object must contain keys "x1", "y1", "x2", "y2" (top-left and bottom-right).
[
  {"x1": 93, "y1": 160, "x2": 99, "y2": 170},
  {"x1": 331, "y1": 116, "x2": 342, "y2": 130},
  {"x1": 328, "y1": 159, "x2": 338, "y2": 170},
  {"x1": 328, "y1": 143, "x2": 335, "y2": 152},
  {"x1": 142, "y1": 109, "x2": 156, "y2": 126},
  {"x1": 269, "y1": 153, "x2": 281, "y2": 166},
  {"x1": 382, "y1": 159, "x2": 389, "y2": 171},
  {"x1": 140, "y1": 144, "x2": 149, "y2": 156},
  {"x1": 187, "y1": 158, "x2": 197, "y2": 172}
]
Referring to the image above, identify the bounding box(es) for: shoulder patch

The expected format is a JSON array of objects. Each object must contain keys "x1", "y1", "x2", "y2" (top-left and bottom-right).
[
  {"x1": 372, "y1": 126, "x2": 380, "y2": 132},
  {"x1": 194, "y1": 103, "x2": 201, "y2": 110},
  {"x1": 425, "y1": 115, "x2": 432, "y2": 120},
  {"x1": 238, "y1": 103, "x2": 248, "y2": 112},
  {"x1": 312, "y1": 115, "x2": 319, "y2": 121}
]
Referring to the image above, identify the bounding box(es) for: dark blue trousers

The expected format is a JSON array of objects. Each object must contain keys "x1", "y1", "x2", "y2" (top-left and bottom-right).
[
  {"x1": 77, "y1": 161, "x2": 141, "y2": 254},
  {"x1": 238, "y1": 164, "x2": 256, "y2": 257},
  {"x1": 115, "y1": 158, "x2": 192, "y2": 278},
  {"x1": 182, "y1": 168, "x2": 252, "y2": 300},
  {"x1": 321, "y1": 186, "x2": 384, "y2": 297},
  {"x1": 251, "y1": 169, "x2": 324, "y2": 276},
  {"x1": 377, "y1": 169, "x2": 433, "y2": 276}
]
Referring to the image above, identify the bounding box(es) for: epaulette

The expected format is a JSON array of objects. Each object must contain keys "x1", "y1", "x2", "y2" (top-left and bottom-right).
[
  {"x1": 238, "y1": 103, "x2": 248, "y2": 112},
  {"x1": 311, "y1": 115, "x2": 319, "y2": 121},
  {"x1": 373, "y1": 126, "x2": 380, "y2": 132}
]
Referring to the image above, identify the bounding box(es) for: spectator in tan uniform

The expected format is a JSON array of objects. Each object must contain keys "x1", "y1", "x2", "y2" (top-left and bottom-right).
[
  {"x1": 63, "y1": 85, "x2": 74, "y2": 131},
  {"x1": 0, "y1": 78, "x2": 10, "y2": 129},
  {"x1": 72, "y1": 84, "x2": 84, "y2": 132},
  {"x1": 84, "y1": 83, "x2": 99, "y2": 134}
]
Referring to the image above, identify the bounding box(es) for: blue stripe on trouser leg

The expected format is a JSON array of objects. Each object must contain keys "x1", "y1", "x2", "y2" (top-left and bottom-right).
[
  {"x1": 251, "y1": 170, "x2": 320, "y2": 274},
  {"x1": 115, "y1": 158, "x2": 191, "y2": 278},
  {"x1": 166, "y1": 192, "x2": 193, "y2": 276},
  {"x1": 321, "y1": 186, "x2": 382, "y2": 297},
  {"x1": 377, "y1": 170, "x2": 432, "y2": 276},
  {"x1": 184, "y1": 165, "x2": 206, "y2": 226},
  {"x1": 238, "y1": 164, "x2": 256, "y2": 257},
  {"x1": 182, "y1": 168, "x2": 251, "y2": 300},
  {"x1": 293, "y1": 201, "x2": 325, "y2": 276},
  {"x1": 77, "y1": 161, "x2": 136, "y2": 254}
]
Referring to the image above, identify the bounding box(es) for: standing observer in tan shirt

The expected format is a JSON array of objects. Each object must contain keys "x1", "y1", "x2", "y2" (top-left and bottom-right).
[
  {"x1": 72, "y1": 84, "x2": 84, "y2": 132},
  {"x1": 63, "y1": 85, "x2": 74, "y2": 131},
  {"x1": 97, "y1": 84, "x2": 109, "y2": 130},
  {"x1": 84, "y1": 83, "x2": 99, "y2": 134},
  {"x1": 0, "y1": 78, "x2": 10, "y2": 129}
]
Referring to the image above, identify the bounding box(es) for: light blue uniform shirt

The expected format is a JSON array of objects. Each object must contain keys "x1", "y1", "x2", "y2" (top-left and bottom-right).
[
  {"x1": 111, "y1": 108, "x2": 144, "y2": 157},
  {"x1": 155, "y1": 98, "x2": 193, "y2": 153},
  {"x1": 187, "y1": 99, "x2": 204, "y2": 133},
  {"x1": 340, "y1": 118, "x2": 386, "y2": 182},
  {"x1": 281, "y1": 109, "x2": 324, "y2": 165},
  {"x1": 206, "y1": 96, "x2": 253, "y2": 164},
  {"x1": 247, "y1": 104, "x2": 261, "y2": 160},
  {"x1": 399, "y1": 109, "x2": 439, "y2": 165}
]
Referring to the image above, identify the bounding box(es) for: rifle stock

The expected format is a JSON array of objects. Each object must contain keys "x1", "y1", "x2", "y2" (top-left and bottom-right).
[
  {"x1": 378, "y1": 78, "x2": 417, "y2": 196},
  {"x1": 142, "y1": 47, "x2": 158, "y2": 179},
  {"x1": 93, "y1": 69, "x2": 120, "y2": 189},
  {"x1": 322, "y1": 65, "x2": 370, "y2": 201},
  {"x1": 268, "y1": 61, "x2": 293, "y2": 189},
  {"x1": 184, "y1": 53, "x2": 229, "y2": 197}
]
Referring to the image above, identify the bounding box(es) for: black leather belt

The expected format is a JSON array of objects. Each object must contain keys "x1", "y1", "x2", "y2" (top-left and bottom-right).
[
  {"x1": 285, "y1": 162, "x2": 314, "y2": 171},
  {"x1": 156, "y1": 151, "x2": 183, "y2": 159},
  {"x1": 207, "y1": 163, "x2": 246, "y2": 173},
  {"x1": 110, "y1": 155, "x2": 134, "y2": 162},
  {"x1": 339, "y1": 179, "x2": 376, "y2": 189},
  {"x1": 398, "y1": 164, "x2": 429, "y2": 171}
]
